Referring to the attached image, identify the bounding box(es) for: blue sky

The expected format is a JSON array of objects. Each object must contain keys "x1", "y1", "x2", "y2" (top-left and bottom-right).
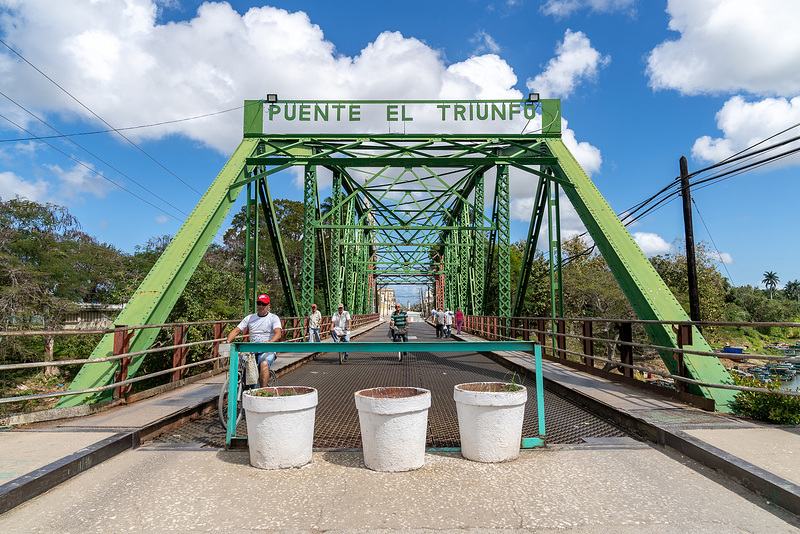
[{"x1": 1, "y1": 0, "x2": 798, "y2": 305}]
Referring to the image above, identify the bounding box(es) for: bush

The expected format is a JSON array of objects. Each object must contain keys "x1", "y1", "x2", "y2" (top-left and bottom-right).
[{"x1": 728, "y1": 374, "x2": 800, "y2": 425}]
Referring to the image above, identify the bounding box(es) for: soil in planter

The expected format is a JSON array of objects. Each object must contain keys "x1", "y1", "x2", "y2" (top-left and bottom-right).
[
  {"x1": 458, "y1": 382, "x2": 523, "y2": 393},
  {"x1": 358, "y1": 387, "x2": 427, "y2": 399},
  {"x1": 247, "y1": 386, "x2": 314, "y2": 397}
]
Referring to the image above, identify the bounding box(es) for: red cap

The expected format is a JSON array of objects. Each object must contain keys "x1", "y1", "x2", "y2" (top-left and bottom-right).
[{"x1": 257, "y1": 294, "x2": 270, "y2": 304}]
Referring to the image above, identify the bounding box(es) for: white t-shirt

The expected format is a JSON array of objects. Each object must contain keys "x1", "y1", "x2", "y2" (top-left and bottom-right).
[
  {"x1": 236, "y1": 312, "x2": 281, "y2": 343},
  {"x1": 331, "y1": 310, "x2": 351, "y2": 330}
]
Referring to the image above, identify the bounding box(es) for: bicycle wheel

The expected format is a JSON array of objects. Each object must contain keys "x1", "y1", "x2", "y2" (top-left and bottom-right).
[
  {"x1": 266, "y1": 368, "x2": 278, "y2": 387},
  {"x1": 218, "y1": 370, "x2": 244, "y2": 431}
]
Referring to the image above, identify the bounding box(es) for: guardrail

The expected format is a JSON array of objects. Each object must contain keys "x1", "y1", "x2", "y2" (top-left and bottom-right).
[
  {"x1": 460, "y1": 315, "x2": 800, "y2": 407},
  {"x1": 225, "y1": 341, "x2": 546, "y2": 448},
  {"x1": 0, "y1": 313, "x2": 380, "y2": 417}
]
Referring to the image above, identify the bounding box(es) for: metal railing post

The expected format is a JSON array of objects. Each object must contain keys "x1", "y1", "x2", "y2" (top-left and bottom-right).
[
  {"x1": 619, "y1": 321, "x2": 633, "y2": 378},
  {"x1": 582, "y1": 320, "x2": 594, "y2": 368},
  {"x1": 113, "y1": 326, "x2": 133, "y2": 400},
  {"x1": 536, "y1": 319, "x2": 547, "y2": 356},
  {"x1": 172, "y1": 325, "x2": 188, "y2": 382},
  {"x1": 213, "y1": 322, "x2": 224, "y2": 370},
  {"x1": 675, "y1": 323, "x2": 692, "y2": 392}
]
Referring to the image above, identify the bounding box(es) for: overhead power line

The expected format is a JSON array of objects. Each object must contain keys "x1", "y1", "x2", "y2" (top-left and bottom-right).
[
  {"x1": 0, "y1": 106, "x2": 242, "y2": 143},
  {"x1": 0, "y1": 37, "x2": 203, "y2": 195},
  {"x1": 0, "y1": 111, "x2": 184, "y2": 220},
  {"x1": 0, "y1": 90, "x2": 190, "y2": 218}
]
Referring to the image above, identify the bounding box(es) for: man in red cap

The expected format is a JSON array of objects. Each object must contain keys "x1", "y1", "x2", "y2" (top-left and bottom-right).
[{"x1": 226, "y1": 294, "x2": 282, "y2": 387}]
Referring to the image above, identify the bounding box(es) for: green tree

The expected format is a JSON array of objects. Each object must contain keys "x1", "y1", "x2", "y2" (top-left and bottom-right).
[
  {"x1": 561, "y1": 236, "x2": 636, "y2": 366},
  {"x1": 650, "y1": 241, "x2": 727, "y2": 323},
  {"x1": 784, "y1": 280, "x2": 800, "y2": 303},
  {"x1": 762, "y1": 271, "x2": 779, "y2": 299},
  {"x1": 0, "y1": 197, "x2": 125, "y2": 375}
]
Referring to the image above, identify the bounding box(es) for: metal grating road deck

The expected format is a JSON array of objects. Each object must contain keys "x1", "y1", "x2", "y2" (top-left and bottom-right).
[{"x1": 151, "y1": 322, "x2": 628, "y2": 448}]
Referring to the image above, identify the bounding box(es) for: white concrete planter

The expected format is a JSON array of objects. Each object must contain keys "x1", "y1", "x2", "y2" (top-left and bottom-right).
[
  {"x1": 243, "y1": 386, "x2": 318, "y2": 470},
  {"x1": 355, "y1": 387, "x2": 431, "y2": 472},
  {"x1": 454, "y1": 382, "x2": 527, "y2": 463}
]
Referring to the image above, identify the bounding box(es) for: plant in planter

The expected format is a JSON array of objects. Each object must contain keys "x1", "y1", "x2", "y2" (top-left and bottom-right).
[
  {"x1": 453, "y1": 381, "x2": 528, "y2": 463},
  {"x1": 354, "y1": 387, "x2": 431, "y2": 472},
  {"x1": 243, "y1": 386, "x2": 318, "y2": 469}
]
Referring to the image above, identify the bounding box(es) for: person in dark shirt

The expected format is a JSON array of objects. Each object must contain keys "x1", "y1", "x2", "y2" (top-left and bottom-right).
[{"x1": 390, "y1": 304, "x2": 408, "y2": 342}]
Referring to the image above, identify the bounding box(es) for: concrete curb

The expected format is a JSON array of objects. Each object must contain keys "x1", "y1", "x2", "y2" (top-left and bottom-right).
[{"x1": 0, "y1": 431, "x2": 139, "y2": 515}]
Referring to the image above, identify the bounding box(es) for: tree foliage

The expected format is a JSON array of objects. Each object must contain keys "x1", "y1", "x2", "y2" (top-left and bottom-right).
[
  {"x1": 650, "y1": 241, "x2": 727, "y2": 323},
  {"x1": 762, "y1": 271, "x2": 780, "y2": 299},
  {"x1": 0, "y1": 197, "x2": 126, "y2": 374}
]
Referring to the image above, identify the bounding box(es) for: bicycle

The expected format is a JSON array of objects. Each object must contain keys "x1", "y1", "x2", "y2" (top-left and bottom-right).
[
  {"x1": 218, "y1": 352, "x2": 277, "y2": 431},
  {"x1": 331, "y1": 328, "x2": 350, "y2": 364},
  {"x1": 393, "y1": 327, "x2": 408, "y2": 361}
]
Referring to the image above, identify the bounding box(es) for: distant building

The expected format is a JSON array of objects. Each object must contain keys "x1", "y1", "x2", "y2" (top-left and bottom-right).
[
  {"x1": 63, "y1": 303, "x2": 125, "y2": 330},
  {"x1": 378, "y1": 287, "x2": 396, "y2": 317}
]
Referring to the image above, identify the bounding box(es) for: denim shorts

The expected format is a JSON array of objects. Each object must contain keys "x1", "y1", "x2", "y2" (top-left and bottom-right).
[{"x1": 256, "y1": 352, "x2": 277, "y2": 368}]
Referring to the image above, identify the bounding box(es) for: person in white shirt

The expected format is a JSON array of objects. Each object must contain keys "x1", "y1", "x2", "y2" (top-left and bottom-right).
[
  {"x1": 331, "y1": 303, "x2": 351, "y2": 360},
  {"x1": 308, "y1": 303, "x2": 322, "y2": 343},
  {"x1": 445, "y1": 308, "x2": 454, "y2": 338},
  {"x1": 226, "y1": 294, "x2": 282, "y2": 387}
]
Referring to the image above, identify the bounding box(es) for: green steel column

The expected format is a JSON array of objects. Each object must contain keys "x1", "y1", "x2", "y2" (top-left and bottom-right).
[
  {"x1": 330, "y1": 171, "x2": 342, "y2": 309},
  {"x1": 342, "y1": 200, "x2": 356, "y2": 311},
  {"x1": 545, "y1": 138, "x2": 736, "y2": 409},
  {"x1": 244, "y1": 182, "x2": 253, "y2": 313},
  {"x1": 473, "y1": 171, "x2": 485, "y2": 315},
  {"x1": 458, "y1": 208, "x2": 469, "y2": 312},
  {"x1": 547, "y1": 179, "x2": 564, "y2": 319},
  {"x1": 300, "y1": 165, "x2": 317, "y2": 313},
  {"x1": 252, "y1": 176, "x2": 259, "y2": 309},
  {"x1": 497, "y1": 165, "x2": 511, "y2": 318}
]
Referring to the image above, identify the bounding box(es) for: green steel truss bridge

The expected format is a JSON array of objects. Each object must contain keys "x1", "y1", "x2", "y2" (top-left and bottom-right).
[{"x1": 58, "y1": 98, "x2": 735, "y2": 410}]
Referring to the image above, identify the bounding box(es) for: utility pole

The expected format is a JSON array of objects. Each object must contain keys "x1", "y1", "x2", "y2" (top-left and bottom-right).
[{"x1": 680, "y1": 156, "x2": 702, "y2": 330}]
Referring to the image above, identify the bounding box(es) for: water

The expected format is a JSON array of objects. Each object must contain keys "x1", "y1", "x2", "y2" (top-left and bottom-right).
[{"x1": 783, "y1": 374, "x2": 800, "y2": 391}]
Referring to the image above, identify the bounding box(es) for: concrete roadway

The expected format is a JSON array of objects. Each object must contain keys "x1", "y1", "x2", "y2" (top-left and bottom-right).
[{"x1": 1, "y1": 320, "x2": 799, "y2": 533}]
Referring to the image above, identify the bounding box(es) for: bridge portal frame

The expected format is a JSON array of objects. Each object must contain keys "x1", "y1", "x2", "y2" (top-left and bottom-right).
[{"x1": 58, "y1": 98, "x2": 735, "y2": 410}]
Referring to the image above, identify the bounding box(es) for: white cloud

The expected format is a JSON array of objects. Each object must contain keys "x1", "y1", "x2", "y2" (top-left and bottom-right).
[
  {"x1": 561, "y1": 117, "x2": 602, "y2": 175},
  {"x1": 647, "y1": 0, "x2": 800, "y2": 96},
  {"x1": 692, "y1": 96, "x2": 800, "y2": 165},
  {"x1": 526, "y1": 30, "x2": 609, "y2": 99},
  {"x1": 632, "y1": 232, "x2": 672, "y2": 256},
  {"x1": 0, "y1": 171, "x2": 49, "y2": 202},
  {"x1": 0, "y1": 0, "x2": 604, "y2": 205},
  {"x1": 470, "y1": 30, "x2": 501, "y2": 55},
  {"x1": 541, "y1": 0, "x2": 637, "y2": 18},
  {"x1": 45, "y1": 162, "x2": 112, "y2": 200},
  {"x1": 709, "y1": 250, "x2": 733, "y2": 264},
  {"x1": 154, "y1": 215, "x2": 169, "y2": 223},
  {"x1": 0, "y1": 1, "x2": 539, "y2": 151}
]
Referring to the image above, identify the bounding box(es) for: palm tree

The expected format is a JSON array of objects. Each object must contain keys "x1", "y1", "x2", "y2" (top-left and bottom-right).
[
  {"x1": 785, "y1": 279, "x2": 800, "y2": 303},
  {"x1": 762, "y1": 271, "x2": 780, "y2": 299}
]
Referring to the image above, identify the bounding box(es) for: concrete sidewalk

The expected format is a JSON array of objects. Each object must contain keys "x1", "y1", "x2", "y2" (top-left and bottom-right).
[{"x1": 1, "y1": 319, "x2": 799, "y2": 531}]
